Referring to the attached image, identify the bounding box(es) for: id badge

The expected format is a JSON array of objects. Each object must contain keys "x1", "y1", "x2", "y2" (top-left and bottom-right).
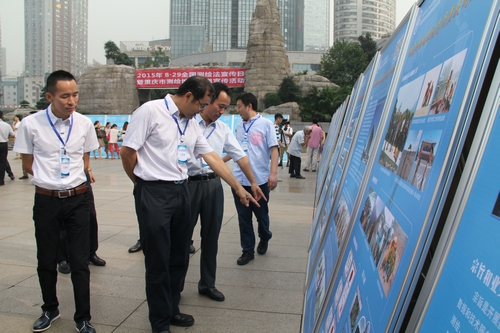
[
  {"x1": 241, "y1": 139, "x2": 249, "y2": 152},
  {"x1": 60, "y1": 156, "x2": 70, "y2": 177},
  {"x1": 201, "y1": 157, "x2": 209, "y2": 167},
  {"x1": 178, "y1": 145, "x2": 188, "y2": 164}
]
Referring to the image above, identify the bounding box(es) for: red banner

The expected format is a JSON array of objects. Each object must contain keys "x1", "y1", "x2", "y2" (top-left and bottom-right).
[{"x1": 136, "y1": 68, "x2": 246, "y2": 89}]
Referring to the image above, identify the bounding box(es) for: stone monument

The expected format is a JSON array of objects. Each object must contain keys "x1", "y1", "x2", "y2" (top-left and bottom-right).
[
  {"x1": 244, "y1": 0, "x2": 291, "y2": 109},
  {"x1": 77, "y1": 65, "x2": 139, "y2": 114}
]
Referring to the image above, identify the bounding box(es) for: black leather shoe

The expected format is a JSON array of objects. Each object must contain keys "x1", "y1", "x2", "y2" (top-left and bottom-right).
[
  {"x1": 89, "y1": 253, "x2": 106, "y2": 266},
  {"x1": 58, "y1": 261, "x2": 70, "y2": 274},
  {"x1": 170, "y1": 313, "x2": 194, "y2": 327},
  {"x1": 237, "y1": 252, "x2": 254, "y2": 265},
  {"x1": 76, "y1": 320, "x2": 96, "y2": 333},
  {"x1": 153, "y1": 331, "x2": 171, "y2": 333},
  {"x1": 8, "y1": 174, "x2": 15, "y2": 180},
  {"x1": 33, "y1": 309, "x2": 60, "y2": 332},
  {"x1": 128, "y1": 240, "x2": 142, "y2": 253},
  {"x1": 257, "y1": 241, "x2": 268, "y2": 255},
  {"x1": 189, "y1": 243, "x2": 196, "y2": 254},
  {"x1": 290, "y1": 174, "x2": 296, "y2": 178},
  {"x1": 295, "y1": 175, "x2": 306, "y2": 179},
  {"x1": 199, "y1": 287, "x2": 225, "y2": 301}
]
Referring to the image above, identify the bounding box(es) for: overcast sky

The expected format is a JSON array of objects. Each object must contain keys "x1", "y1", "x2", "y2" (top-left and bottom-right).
[{"x1": 0, "y1": 0, "x2": 415, "y2": 76}]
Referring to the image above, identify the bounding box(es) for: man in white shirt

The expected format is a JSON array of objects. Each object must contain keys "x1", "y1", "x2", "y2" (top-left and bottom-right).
[
  {"x1": 186, "y1": 83, "x2": 265, "y2": 302},
  {"x1": 14, "y1": 70, "x2": 99, "y2": 333},
  {"x1": 0, "y1": 111, "x2": 16, "y2": 186},
  {"x1": 121, "y1": 76, "x2": 259, "y2": 333},
  {"x1": 288, "y1": 126, "x2": 312, "y2": 179},
  {"x1": 232, "y1": 93, "x2": 279, "y2": 265}
]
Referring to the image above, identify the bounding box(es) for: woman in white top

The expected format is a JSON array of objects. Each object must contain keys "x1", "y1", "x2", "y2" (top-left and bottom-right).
[
  {"x1": 108, "y1": 124, "x2": 120, "y2": 159},
  {"x1": 12, "y1": 115, "x2": 22, "y2": 159}
]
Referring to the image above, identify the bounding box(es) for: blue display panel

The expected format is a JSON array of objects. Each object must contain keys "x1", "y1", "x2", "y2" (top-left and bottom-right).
[
  {"x1": 321, "y1": 1, "x2": 497, "y2": 332},
  {"x1": 417, "y1": 67, "x2": 500, "y2": 332}
]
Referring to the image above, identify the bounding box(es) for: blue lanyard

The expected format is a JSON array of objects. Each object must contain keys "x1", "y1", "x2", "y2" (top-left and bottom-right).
[
  {"x1": 165, "y1": 97, "x2": 188, "y2": 142},
  {"x1": 46, "y1": 108, "x2": 73, "y2": 154},
  {"x1": 242, "y1": 115, "x2": 260, "y2": 138},
  {"x1": 204, "y1": 122, "x2": 216, "y2": 140}
]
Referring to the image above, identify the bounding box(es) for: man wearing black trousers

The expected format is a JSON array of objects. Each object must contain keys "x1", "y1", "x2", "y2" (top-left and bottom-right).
[
  {"x1": 13, "y1": 70, "x2": 98, "y2": 333},
  {"x1": 121, "y1": 76, "x2": 259, "y2": 333}
]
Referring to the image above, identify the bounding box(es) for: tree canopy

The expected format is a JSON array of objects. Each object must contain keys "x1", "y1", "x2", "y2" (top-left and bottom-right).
[
  {"x1": 358, "y1": 33, "x2": 378, "y2": 62},
  {"x1": 318, "y1": 39, "x2": 368, "y2": 88},
  {"x1": 141, "y1": 46, "x2": 170, "y2": 68},
  {"x1": 104, "y1": 40, "x2": 134, "y2": 66}
]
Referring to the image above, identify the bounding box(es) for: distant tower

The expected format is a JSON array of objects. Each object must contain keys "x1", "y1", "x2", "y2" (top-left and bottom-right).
[
  {"x1": 334, "y1": 0, "x2": 396, "y2": 41},
  {"x1": 25, "y1": 0, "x2": 88, "y2": 77}
]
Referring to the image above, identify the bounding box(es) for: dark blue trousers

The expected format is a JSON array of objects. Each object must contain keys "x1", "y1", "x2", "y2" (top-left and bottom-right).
[{"x1": 232, "y1": 183, "x2": 272, "y2": 254}]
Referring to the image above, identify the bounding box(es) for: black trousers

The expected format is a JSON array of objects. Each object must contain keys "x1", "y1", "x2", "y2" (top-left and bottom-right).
[
  {"x1": 187, "y1": 176, "x2": 224, "y2": 291},
  {"x1": 33, "y1": 190, "x2": 91, "y2": 323},
  {"x1": 134, "y1": 178, "x2": 191, "y2": 332},
  {"x1": 289, "y1": 154, "x2": 302, "y2": 176},
  {"x1": 0, "y1": 142, "x2": 7, "y2": 183},
  {"x1": 57, "y1": 184, "x2": 99, "y2": 262}
]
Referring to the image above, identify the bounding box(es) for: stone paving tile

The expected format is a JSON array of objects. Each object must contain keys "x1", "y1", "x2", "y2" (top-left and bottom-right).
[{"x1": 0, "y1": 154, "x2": 317, "y2": 332}]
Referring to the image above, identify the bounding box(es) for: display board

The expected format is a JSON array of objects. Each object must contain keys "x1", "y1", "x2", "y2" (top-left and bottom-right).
[
  {"x1": 315, "y1": 100, "x2": 349, "y2": 207},
  {"x1": 315, "y1": 0, "x2": 499, "y2": 332},
  {"x1": 408, "y1": 58, "x2": 500, "y2": 332}
]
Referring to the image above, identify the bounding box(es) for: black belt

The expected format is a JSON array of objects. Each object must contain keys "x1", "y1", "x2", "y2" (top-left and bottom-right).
[
  {"x1": 137, "y1": 178, "x2": 186, "y2": 185},
  {"x1": 188, "y1": 172, "x2": 217, "y2": 181},
  {"x1": 35, "y1": 183, "x2": 90, "y2": 198}
]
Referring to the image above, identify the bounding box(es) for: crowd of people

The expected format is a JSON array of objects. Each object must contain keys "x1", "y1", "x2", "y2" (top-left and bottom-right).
[{"x1": 0, "y1": 69, "x2": 327, "y2": 333}]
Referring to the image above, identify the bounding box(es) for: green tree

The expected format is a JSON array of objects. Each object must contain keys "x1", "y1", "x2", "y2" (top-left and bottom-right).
[
  {"x1": 318, "y1": 39, "x2": 368, "y2": 87},
  {"x1": 278, "y1": 76, "x2": 300, "y2": 103},
  {"x1": 299, "y1": 85, "x2": 349, "y2": 122},
  {"x1": 104, "y1": 40, "x2": 134, "y2": 66},
  {"x1": 36, "y1": 86, "x2": 50, "y2": 110},
  {"x1": 264, "y1": 92, "x2": 282, "y2": 108},
  {"x1": 141, "y1": 46, "x2": 170, "y2": 68},
  {"x1": 358, "y1": 33, "x2": 378, "y2": 63},
  {"x1": 19, "y1": 100, "x2": 30, "y2": 108}
]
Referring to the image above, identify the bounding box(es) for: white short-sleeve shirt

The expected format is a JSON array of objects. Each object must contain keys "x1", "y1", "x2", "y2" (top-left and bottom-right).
[
  {"x1": 13, "y1": 107, "x2": 99, "y2": 190},
  {"x1": 187, "y1": 115, "x2": 246, "y2": 176},
  {"x1": 123, "y1": 95, "x2": 213, "y2": 181}
]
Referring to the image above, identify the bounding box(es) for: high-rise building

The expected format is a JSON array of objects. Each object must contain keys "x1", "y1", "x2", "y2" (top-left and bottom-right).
[
  {"x1": 170, "y1": 0, "x2": 315, "y2": 58},
  {"x1": 0, "y1": 16, "x2": 4, "y2": 108},
  {"x1": 333, "y1": 0, "x2": 396, "y2": 42},
  {"x1": 24, "y1": 0, "x2": 88, "y2": 78},
  {"x1": 303, "y1": 0, "x2": 330, "y2": 51}
]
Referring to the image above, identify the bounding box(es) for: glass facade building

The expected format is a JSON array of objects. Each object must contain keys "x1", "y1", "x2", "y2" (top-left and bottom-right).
[
  {"x1": 334, "y1": 0, "x2": 396, "y2": 41},
  {"x1": 170, "y1": 0, "x2": 311, "y2": 57},
  {"x1": 25, "y1": 0, "x2": 88, "y2": 77}
]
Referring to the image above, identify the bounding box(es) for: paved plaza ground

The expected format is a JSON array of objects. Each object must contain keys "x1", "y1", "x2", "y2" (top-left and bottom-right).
[{"x1": 0, "y1": 154, "x2": 316, "y2": 333}]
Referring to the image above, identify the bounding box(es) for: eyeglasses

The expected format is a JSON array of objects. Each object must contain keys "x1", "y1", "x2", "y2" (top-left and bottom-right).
[
  {"x1": 217, "y1": 104, "x2": 229, "y2": 111},
  {"x1": 196, "y1": 98, "x2": 209, "y2": 110}
]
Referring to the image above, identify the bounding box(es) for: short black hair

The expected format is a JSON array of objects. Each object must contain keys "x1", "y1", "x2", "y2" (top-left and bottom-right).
[
  {"x1": 237, "y1": 92, "x2": 258, "y2": 111},
  {"x1": 275, "y1": 113, "x2": 283, "y2": 120},
  {"x1": 212, "y1": 82, "x2": 231, "y2": 101},
  {"x1": 312, "y1": 117, "x2": 319, "y2": 125},
  {"x1": 16, "y1": 114, "x2": 23, "y2": 121},
  {"x1": 46, "y1": 70, "x2": 76, "y2": 94},
  {"x1": 0, "y1": 111, "x2": 3, "y2": 118},
  {"x1": 176, "y1": 76, "x2": 214, "y2": 101}
]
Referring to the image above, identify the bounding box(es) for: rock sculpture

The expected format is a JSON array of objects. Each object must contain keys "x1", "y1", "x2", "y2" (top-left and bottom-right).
[
  {"x1": 77, "y1": 65, "x2": 139, "y2": 114},
  {"x1": 244, "y1": 0, "x2": 291, "y2": 109}
]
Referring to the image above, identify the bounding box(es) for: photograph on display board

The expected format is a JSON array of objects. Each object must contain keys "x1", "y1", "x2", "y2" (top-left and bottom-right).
[
  {"x1": 414, "y1": 64, "x2": 442, "y2": 117},
  {"x1": 349, "y1": 287, "x2": 362, "y2": 332},
  {"x1": 380, "y1": 75, "x2": 422, "y2": 172},
  {"x1": 378, "y1": 220, "x2": 407, "y2": 296},
  {"x1": 315, "y1": 252, "x2": 327, "y2": 317},
  {"x1": 408, "y1": 130, "x2": 442, "y2": 191},
  {"x1": 334, "y1": 195, "x2": 350, "y2": 248},
  {"x1": 325, "y1": 305, "x2": 336, "y2": 333},
  {"x1": 347, "y1": 118, "x2": 358, "y2": 139},
  {"x1": 429, "y1": 49, "x2": 467, "y2": 115},
  {"x1": 361, "y1": 99, "x2": 385, "y2": 164},
  {"x1": 492, "y1": 192, "x2": 500, "y2": 219},
  {"x1": 361, "y1": 188, "x2": 408, "y2": 296},
  {"x1": 396, "y1": 130, "x2": 422, "y2": 181}
]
